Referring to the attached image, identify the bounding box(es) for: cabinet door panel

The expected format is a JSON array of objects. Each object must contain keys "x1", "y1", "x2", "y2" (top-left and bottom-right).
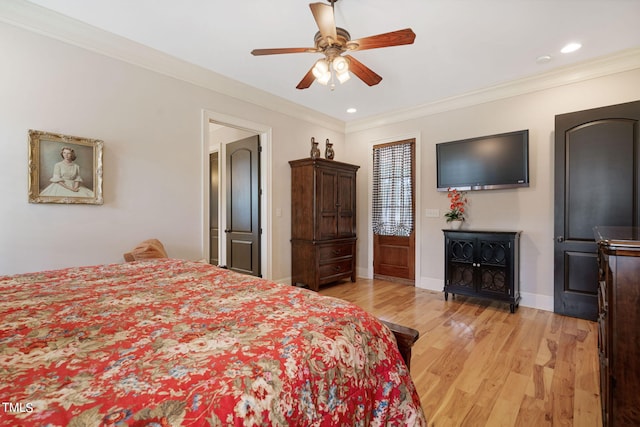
[
  {"x1": 446, "y1": 236, "x2": 475, "y2": 291},
  {"x1": 449, "y1": 263, "x2": 475, "y2": 289},
  {"x1": 337, "y1": 172, "x2": 356, "y2": 237},
  {"x1": 477, "y1": 239, "x2": 511, "y2": 297},
  {"x1": 479, "y1": 241, "x2": 508, "y2": 266},
  {"x1": 318, "y1": 169, "x2": 338, "y2": 239},
  {"x1": 478, "y1": 266, "x2": 507, "y2": 295},
  {"x1": 448, "y1": 238, "x2": 474, "y2": 263}
]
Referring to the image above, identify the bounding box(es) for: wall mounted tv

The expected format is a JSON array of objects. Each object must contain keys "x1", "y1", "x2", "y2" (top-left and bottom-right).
[{"x1": 436, "y1": 129, "x2": 529, "y2": 191}]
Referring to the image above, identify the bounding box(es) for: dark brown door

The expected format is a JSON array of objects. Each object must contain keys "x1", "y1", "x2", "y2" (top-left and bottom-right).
[
  {"x1": 373, "y1": 140, "x2": 416, "y2": 283},
  {"x1": 554, "y1": 100, "x2": 640, "y2": 320},
  {"x1": 209, "y1": 152, "x2": 219, "y2": 265},
  {"x1": 226, "y1": 135, "x2": 261, "y2": 276}
]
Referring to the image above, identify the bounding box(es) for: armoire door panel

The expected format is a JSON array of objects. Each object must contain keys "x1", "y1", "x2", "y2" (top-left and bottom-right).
[
  {"x1": 319, "y1": 169, "x2": 338, "y2": 238},
  {"x1": 337, "y1": 173, "x2": 355, "y2": 236}
]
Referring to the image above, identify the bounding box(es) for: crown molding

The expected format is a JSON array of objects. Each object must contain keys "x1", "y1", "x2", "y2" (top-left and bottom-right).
[
  {"x1": 0, "y1": 0, "x2": 346, "y2": 133},
  {"x1": 345, "y1": 47, "x2": 640, "y2": 134}
]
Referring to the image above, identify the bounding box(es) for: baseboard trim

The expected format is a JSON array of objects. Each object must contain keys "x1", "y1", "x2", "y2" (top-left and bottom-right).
[
  {"x1": 275, "y1": 273, "x2": 555, "y2": 312},
  {"x1": 373, "y1": 274, "x2": 415, "y2": 286},
  {"x1": 273, "y1": 276, "x2": 292, "y2": 286},
  {"x1": 357, "y1": 266, "x2": 372, "y2": 279},
  {"x1": 417, "y1": 276, "x2": 554, "y2": 312},
  {"x1": 519, "y1": 291, "x2": 554, "y2": 312}
]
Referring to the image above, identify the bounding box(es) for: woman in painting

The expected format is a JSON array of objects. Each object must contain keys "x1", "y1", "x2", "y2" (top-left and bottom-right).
[{"x1": 40, "y1": 146, "x2": 94, "y2": 197}]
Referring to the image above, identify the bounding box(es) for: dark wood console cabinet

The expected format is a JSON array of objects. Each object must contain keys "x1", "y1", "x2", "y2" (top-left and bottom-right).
[
  {"x1": 290, "y1": 158, "x2": 359, "y2": 291},
  {"x1": 443, "y1": 230, "x2": 521, "y2": 313},
  {"x1": 595, "y1": 226, "x2": 640, "y2": 426}
]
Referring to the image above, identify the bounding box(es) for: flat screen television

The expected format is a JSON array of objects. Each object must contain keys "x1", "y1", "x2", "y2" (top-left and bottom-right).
[{"x1": 436, "y1": 129, "x2": 529, "y2": 191}]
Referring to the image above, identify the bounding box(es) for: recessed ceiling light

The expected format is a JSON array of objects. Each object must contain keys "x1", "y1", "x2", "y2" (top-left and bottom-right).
[
  {"x1": 536, "y1": 55, "x2": 552, "y2": 64},
  {"x1": 346, "y1": 108, "x2": 357, "y2": 114},
  {"x1": 561, "y1": 42, "x2": 582, "y2": 54}
]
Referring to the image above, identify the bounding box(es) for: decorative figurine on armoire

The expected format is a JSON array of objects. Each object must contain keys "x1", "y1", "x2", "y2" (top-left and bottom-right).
[
  {"x1": 325, "y1": 139, "x2": 335, "y2": 160},
  {"x1": 310, "y1": 137, "x2": 320, "y2": 159}
]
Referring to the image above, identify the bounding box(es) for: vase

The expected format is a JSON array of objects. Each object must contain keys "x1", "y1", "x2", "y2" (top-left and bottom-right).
[
  {"x1": 449, "y1": 220, "x2": 463, "y2": 230},
  {"x1": 310, "y1": 137, "x2": 320, "y2": 159},
  {"x1": 325, "y1": 139, "x2": 335, "y2": 160}
]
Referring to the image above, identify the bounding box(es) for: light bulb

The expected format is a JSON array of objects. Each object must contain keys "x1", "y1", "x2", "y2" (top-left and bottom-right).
[
  {"x1": 333, "y1": 56, "x2": 349, "y2": 73},
  {"x1": 312, "y1": 59, "x2": 329, "y2": 79},
  {"x1": 336, "y1": 70, "x2": 350, "y2": 84},
  {"x1": 317, "y1": 71, "x2": 331, "y2": 85}
]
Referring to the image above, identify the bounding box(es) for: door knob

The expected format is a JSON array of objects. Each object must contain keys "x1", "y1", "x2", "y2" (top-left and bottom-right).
[{"x1": 556, "y1": 236, "x2": 564, "y2": 242}]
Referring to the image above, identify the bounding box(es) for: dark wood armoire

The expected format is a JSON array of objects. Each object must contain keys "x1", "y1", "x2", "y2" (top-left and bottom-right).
[{"x1": 289, "y1": 158, "x2": 359, "y2": 291}]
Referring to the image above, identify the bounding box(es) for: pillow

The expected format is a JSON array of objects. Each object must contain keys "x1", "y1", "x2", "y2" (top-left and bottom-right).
[{"x1": 123, "y1": 239, "x2": 168, "y2": 262}]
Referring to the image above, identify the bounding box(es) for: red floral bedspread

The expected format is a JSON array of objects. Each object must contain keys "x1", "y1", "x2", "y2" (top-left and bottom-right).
[{"x1": 0, "y1": 259, "x2": 426, "y2": 426}]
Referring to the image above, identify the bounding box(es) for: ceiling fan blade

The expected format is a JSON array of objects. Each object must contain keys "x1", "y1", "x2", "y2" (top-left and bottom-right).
[
  {"x1": 310, "y1": 2, "x2": 337, "y2": 43},
  {"x1": 251, "y1": 47, "x2": 315, "y2": 56},
  {"x1": 349, "y1": 28, "x2": 416, "y2": 51},
  {"x1": 296, "y1": 66, "x2": 316, "y2": 90},
  {"x1": 344, "y1": 55, "x2": 382, "y2": 86}
]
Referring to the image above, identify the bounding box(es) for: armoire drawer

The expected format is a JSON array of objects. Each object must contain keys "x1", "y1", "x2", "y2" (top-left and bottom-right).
[
  {"x1": 318, "y1": 243, "x2": 354, "y2": 261},
  {"x1": 319, "y1": 259, "x2": 353, "y2": 280}
]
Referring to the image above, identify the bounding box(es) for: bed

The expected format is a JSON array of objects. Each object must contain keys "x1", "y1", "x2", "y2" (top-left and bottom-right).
[{"x1": 0, "y1": 258, "x2": 426, "y2": 426}]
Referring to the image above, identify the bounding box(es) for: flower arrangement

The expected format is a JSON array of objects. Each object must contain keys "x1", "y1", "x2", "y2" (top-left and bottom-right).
[{"x1": 444, "y1": 188, "x2": 468, "y2": 222}]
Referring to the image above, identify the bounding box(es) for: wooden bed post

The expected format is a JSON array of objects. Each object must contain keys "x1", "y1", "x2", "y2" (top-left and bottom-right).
[{"x1": 380, "y1": 320, "x2": 420, "y2": 370}]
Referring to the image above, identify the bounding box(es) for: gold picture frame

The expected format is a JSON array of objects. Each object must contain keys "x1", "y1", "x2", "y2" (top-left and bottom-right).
[{"x1": 28, "y1": 130, "x2": 103, "y2": 204}]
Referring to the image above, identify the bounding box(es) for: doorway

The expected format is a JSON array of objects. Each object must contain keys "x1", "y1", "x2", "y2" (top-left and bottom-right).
[
  {"x1": 554, "y1": 100, "x2": 640, "y2": 320},
  {"x1": 204, "y1": 112, "x2": 272, "y2": 279},
  {"x1": 372, "y1": 139, "x2": 416, "y2": 284}
]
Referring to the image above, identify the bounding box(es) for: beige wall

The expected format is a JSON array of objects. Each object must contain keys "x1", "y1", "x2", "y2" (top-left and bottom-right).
[
  {"x1": 0, "y1": 21, "x2": 345, "y2": 278},
  {"x1": 2, "y1": 17, "x2": 639, "y2": 311},
  {"x1": 343, "y1": 68, "x2": 640, "y2": 310}
]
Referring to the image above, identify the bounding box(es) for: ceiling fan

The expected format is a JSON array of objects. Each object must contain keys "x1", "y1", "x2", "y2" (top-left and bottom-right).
[{"x1": 250, "y1": 0, "x2": 416, "y2": 90}]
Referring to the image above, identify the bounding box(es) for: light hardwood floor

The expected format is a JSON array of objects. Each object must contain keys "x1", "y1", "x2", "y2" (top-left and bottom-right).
[{"x1": 319, "y1": 278, "x2": 602, "y2": 427}]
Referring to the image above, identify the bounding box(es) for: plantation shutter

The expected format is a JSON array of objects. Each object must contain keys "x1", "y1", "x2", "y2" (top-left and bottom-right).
[{"x1": 372, "y1": 141, "x2": 414, "y2": 236}]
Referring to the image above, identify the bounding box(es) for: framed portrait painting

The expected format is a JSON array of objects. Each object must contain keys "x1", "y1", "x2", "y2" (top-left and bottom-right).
[{"x1": 28, "y1": 130, "x2": 104, "y2": 205}]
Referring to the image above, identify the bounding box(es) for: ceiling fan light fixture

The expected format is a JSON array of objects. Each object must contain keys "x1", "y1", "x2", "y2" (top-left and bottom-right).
[
  {"x1": 252, "y1": 2, "x2": 416, "y2": 90},
  {"x1": 312, "y1": 59, "x2": 329, "y2": 78},
  {"x1": 317, "y1": 73, "x2": 332, "y2": 85},
  {"x1": 336, "y1": 69, "x2": 350, "y2": 84},
  {"x1": 312, "y1": 59, "x2": 331, "y2": 85},
  {"x1": 333, "y1": 56, "x2": 349, "y2": 73}
]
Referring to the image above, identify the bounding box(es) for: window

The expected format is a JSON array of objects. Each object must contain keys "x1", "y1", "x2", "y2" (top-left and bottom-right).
[{"x1": 372, "y1": 141, "x2": 414, "y2": 237}]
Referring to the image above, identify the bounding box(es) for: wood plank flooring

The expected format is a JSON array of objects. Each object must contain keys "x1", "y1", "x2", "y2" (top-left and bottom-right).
[{"x1": 319, "y1": 278, "x2": 602, "y2": 427}]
